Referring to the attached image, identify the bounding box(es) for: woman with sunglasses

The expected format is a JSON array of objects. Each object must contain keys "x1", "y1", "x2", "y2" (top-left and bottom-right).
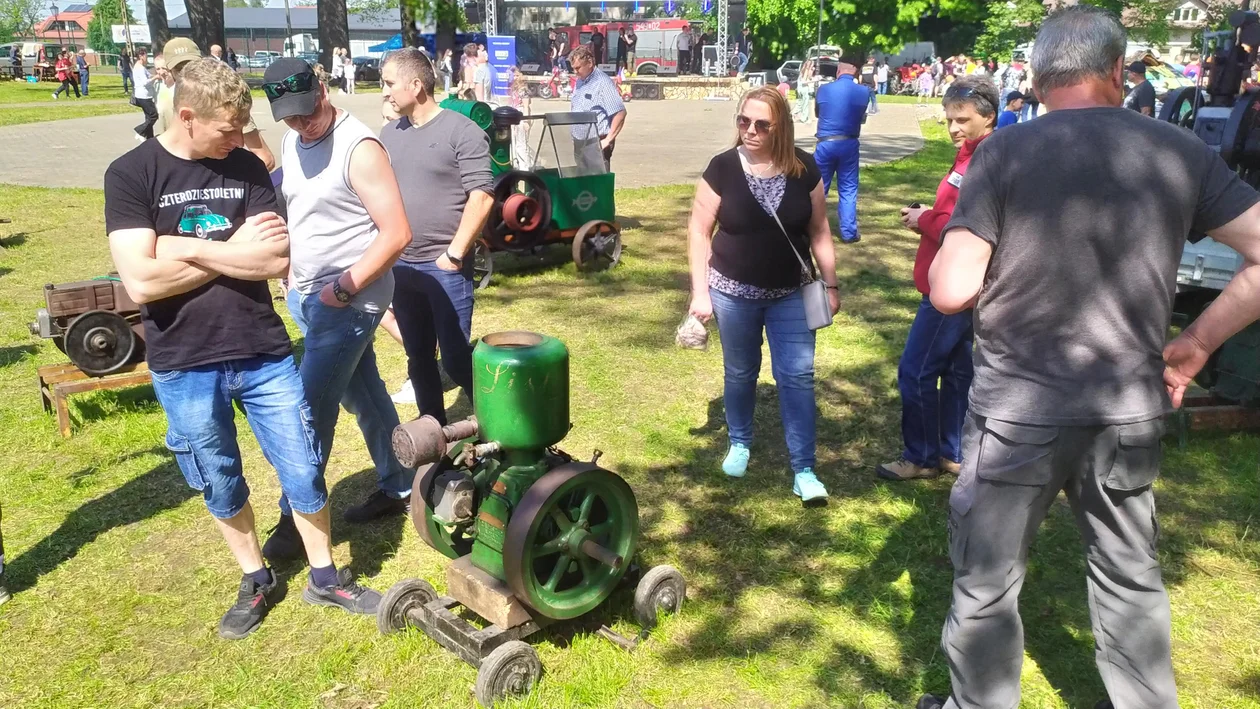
[
  {"x1": 687, "y1": 85, "x2": 840, "y2": 504},
  {"x1": 876, "y1": 74, "x2": 998, "y2": 482}
]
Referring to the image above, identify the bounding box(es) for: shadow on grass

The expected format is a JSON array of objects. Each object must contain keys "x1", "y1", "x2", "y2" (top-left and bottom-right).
[
  {"x1": 0, "y1": 232, "x2": 28, "y2": 248},
  {"x1": 7, "y1": 446, "x2": 196, "y2": 594},
  {"x1": 0, "y1": 344, "x2": 37, "y2": 368},
  {"x1": 327, "y1": 468, "x2": 407, "y2": 580}
]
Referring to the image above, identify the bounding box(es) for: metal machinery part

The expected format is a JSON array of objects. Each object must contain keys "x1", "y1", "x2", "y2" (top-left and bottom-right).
[
  {"x1": 571, "y1": 219, "x2": 623, "y2": 271},
  {"x1": 63, "y1": 310, "x2": 136, "y2": 376},
  {"x1": 383, "y1": 330, "x2": 683, "y2": 706},
  {"x1": 1163, "y1": 5, "x2": 1260, "y2": 403},
  {"x1": 473, "y1": 239, "x2": 493, "y2": 291},
  {"x1": 484, "y1": 170, "x2": 554, "y2": 252}
]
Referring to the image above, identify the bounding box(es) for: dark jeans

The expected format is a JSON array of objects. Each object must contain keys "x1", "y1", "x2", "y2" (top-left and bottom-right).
[
  {"x1": 897, "y1": 296, "x2": 973, "y2": 468},
  {"x1": 121, "y1": 72, "x2": 132, "y2": 93},
  {"x1": 80, "y1": 70, "x2": 88, "y2": 95},
  {"x1": 134, "y1": 97, "x2": 158, "y2": 139},
  {"x1": 392, "y1": 259, "x2": 475, "y2": 424},
  {"x1": 54, "y1": 78, "x2": 80, "y2": 98},
  {"x1": 678, "y1": 49, "x2": 691, "y2": 75}
]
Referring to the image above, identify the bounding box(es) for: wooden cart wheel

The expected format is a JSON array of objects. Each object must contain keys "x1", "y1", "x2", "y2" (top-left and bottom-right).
[{"x1": 572, "y1": 220, "x2": 622, "y2": 272}]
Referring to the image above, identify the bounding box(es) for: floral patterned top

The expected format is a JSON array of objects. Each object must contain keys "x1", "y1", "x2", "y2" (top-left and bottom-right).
[{"x1": 709, "y1": 171, "x2": 808, "y2": 299}]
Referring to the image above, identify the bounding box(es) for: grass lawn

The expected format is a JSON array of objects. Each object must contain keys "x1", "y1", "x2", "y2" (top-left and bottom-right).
[
  {"x1": 0, "y1": 72, "x2": 131, "y2": 104},
  {"x1": 0, "y1": 122, "x2": 1257, "y2": 709}
]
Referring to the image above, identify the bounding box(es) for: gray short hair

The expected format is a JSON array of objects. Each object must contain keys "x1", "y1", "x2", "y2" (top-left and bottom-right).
[
  {"x1": 383, "y1": 47, "x2": 436, "y2": 96},
  {"x1": 1031, "y1": 5, "x2": 1126, "y2": 95},
  {"x1": 943, "y1": 75, "x2": 1000, "y2": 119}
]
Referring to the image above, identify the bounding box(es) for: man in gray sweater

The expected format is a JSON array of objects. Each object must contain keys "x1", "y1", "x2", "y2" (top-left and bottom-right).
[{"x1": 379, "y1": 48, "x2": 494, "y2": 424}]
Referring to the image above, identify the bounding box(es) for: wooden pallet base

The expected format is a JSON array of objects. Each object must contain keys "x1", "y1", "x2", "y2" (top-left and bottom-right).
[
  {"x1": 1166, "y1": 393, "x2": 1260, "y2": 447},
  {"x1": 38, "y1": 362, "x2": 151, "y2": 439}
]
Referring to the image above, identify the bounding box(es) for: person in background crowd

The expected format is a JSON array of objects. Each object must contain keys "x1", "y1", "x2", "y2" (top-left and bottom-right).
[
  {"x1": 460, "y1": 43, "x2": 478, "y2": 94},
  {"x1": 736, "y1": 26, "x2": 752, "y2": 75},
  {"x1": 76, "y1": 49, "x2": 90, "y2": 96},
  {"x1": 915, "y1": 7, "x2": 1260, "y2": 709},
  {"x1": 343, "y1": 54, "x2": 357, "y2": 95},
  {"x1": 131, "y1": 48, "x2": 158, "y2": 140},
  {"x1": 568, "y1": 45, "x2": 626, "y2": 172},
  {"x1": 676, "y1": 25, "x2": 694, "y2": 76},
  {"x1": 876, "y1": 59, "x2": 889, "y2": 95},
  {"x1": 11, "y1": 45, "x2": 22, "y2": 81},
  {"x1": 227, "y1": 48, "x2": 239, "y2": 71},
  {"x1": 917, "y1": 67, "x2": 936, "y2": 103},
  {"x1": 1124, "y1": 60, "x2": 1155, "y2": 115},
  {"x1": 877, "y1": 75, "x2": 997, "y2": 483},
  {"x1": 860, "y1": 56, "x2": 878, "y2": 114},
  {"x1": 257, "y1": 57, "x2": 414, "y2": 538},
  {"x1": 473, "y1": 48, "x2": 491, "y2": 101},
  {"x1": 155, "y1": 39, "x2": 276, "y2": 173},
  {"x1": 792, "y1": 59, "x2": 815, "y2": 123},
  {"x1": 616, "y1": 27, "x2": 632, "y2": 74},
  {"x1": 209, "y1": 44, "x2": 223, "y2": 62},
  {"x1": 379, "y1": 48, "x2": 494, "y2": 425},
  {"x1": 813, "y1": 47, "x2": 869, "y2": 244},
  {"x1": 105, "y1": 58, "x2": 382, "y2": 641},
  {"x1": 440, "y1": 48, "x2": 454, "y2": 92},
  {"x1": 53, "y1": 50, "x2": 80, "y2": 100},
  {"x1": 686, "y1": 86, "x2": 840, "y2": 504},
  {"x1": 555, "y1": 30, "x2": 571, "y2": 71},
  {"x1": 997, "y1": 90, "x2": 1023, "y2": 128},
  {"x1": 119, "y1": 48, "x2": 132, "y2": 93},
  {"x1": 1019, "y1": 66, "x2": 1040, "y2": 121},
  {"x1": 331, "y1": 47, "x2": 345, "y2": 94},
  {"x1": 547, "y1": 29, "x2": 559, "y2": 71},
  {"x1": 590, "y1": 27, "x2": 605, "y2": 66},
  {"x1": 695, "y1": 31, "x2": 709, "y2": 74},
  {"x1": 1184, "y1": 52, "x2": 1200, "y2": 78}
]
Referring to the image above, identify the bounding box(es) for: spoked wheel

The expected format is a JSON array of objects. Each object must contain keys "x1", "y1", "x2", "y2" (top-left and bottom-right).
[
  {"x1": 1159, "y1": 85, "x2": 1202, "y2": 128},
  {"x1": 473, "y1": 240, "x2": 493, "y2": 290},
  {"x1": 503, "y1": 463, "x2": 639, "y2": 620},
  {"x1": 64, "y1": 309, "x2": 137, "y2": 376},
  {"x1": 474, "y1": 640, "x2": 542, "y2": 707},
  {"x1": 376, "y1": 578, "x2": 438, "y2": 634},
  {"x1": 485, "y1": 171, "x2": 553, "y2": 252},
  {"x1": 633, "y1": 565, "x2": 686, "y2": 631},
  {"x1": 410, "y1": 458, "x2": 476, "y2": 560},
  {"x1": 571, "y1": 220, "x2": 623, "y2": 272}
]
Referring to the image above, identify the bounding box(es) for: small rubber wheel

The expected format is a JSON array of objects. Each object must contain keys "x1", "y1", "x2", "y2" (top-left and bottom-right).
[
  {"x1": 475, "y1": 640, "x2": 542, "y2": 707},
  {"x1": 633, "y1": 565, "x2": 685, "y2": 631},
  {"x1": 376, "y1": 578, "x2": 437, "y2": 635}
]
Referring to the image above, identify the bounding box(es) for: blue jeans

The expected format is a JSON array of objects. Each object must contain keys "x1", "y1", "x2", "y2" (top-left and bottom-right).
[
  {"x1": 149, "y1": 354, "x2": 325, "y2": 520},
  {"x1": 710, "y1": 288, "x2": 817, "y2": 473},
  {"x1": 737, "y1": 52, "x2": 749, "y2": 73},
  {"x1": 392, "y1": 259, "x2": 475, "y2": 425},
  {"x1": 79, "y1": 71, "x2": 88, "y2": 95},
  {"x1": 898, "y1": 296, "x2": 974, "y2": 467},
  {"x1": 813, "y1": 138, "x2": 860, "y2": 243},
  {"x1": 877, "y1": 80, "x2": 887, "y2": 95},
  {"x1": 121, "y1": 72, "x2": 131, "y2": 93},
  {"x1": 280, "y1": 289, "x2": 410, "y2": 516},
  {"x1": 867, "y1": 88, "x2": 879, "y2": 113}
]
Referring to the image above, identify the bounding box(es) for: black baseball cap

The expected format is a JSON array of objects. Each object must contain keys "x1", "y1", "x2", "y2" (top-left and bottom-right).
[
  {"x1": 1005, "y1": 89, "x2": 1025, "y2": 105},
  {"x1": 263, "y1": 57, "x2": 319, "y2": 121},
  {"x1": 1127, "y1": 60, "x2": 1147, "y2": 75}
]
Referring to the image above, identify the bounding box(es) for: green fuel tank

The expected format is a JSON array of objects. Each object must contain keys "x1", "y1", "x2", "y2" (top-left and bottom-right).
[{"x1": 472, "y1": 332, "x2": 570, "y2": 451}]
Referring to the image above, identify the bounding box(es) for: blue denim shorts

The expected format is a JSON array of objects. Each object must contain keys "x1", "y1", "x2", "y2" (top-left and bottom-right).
[{"x1": 150, "y1": 354, "x2": 327, "y2": 519}]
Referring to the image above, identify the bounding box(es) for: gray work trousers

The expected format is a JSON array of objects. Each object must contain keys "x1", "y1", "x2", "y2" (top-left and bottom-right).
[{"x1": 941, "y1": 413, "x2": 1178, "y2": 709}]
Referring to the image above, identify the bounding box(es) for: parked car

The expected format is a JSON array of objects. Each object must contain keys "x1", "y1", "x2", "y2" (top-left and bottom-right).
[
  {"x1": 777, "y1": 59, "x2": 801, "y2": 87},
  {"x1": 250, "y1": 51, "x2": 281, "y2": 68},
  {"x1": 297, "y1": 51, "x2": 320, "y2": 66},
  {"x1": 353, "y1": 56, "x2": 380, "y2": 82}
]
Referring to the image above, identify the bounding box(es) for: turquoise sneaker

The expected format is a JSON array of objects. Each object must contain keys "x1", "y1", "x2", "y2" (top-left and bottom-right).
[
  {"x1": 722, "y1": 444, "x2": 750, "y2": 478},
  {"x1": 793, "y1": 469, "x2": 829, "y2": 503}
]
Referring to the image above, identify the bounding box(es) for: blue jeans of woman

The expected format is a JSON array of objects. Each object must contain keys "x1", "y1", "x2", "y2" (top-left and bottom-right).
[
  {"x1": 278, "y1": 289, "x2": 411, "y2": 516},
  {"x1": 710, "y1": 288, "x2": 817, "y2": 473},
  {"x1": 897, "y1": 295, "x2": 974, "y2": 467}
]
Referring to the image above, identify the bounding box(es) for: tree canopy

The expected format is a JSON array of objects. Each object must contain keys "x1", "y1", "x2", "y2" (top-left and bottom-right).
[
  {"x1": 0, "y1": 0, "x2": 44, "y2": 43},
  {"x1": 85, "y1": 0, "x2": 135, "y2": 50}
]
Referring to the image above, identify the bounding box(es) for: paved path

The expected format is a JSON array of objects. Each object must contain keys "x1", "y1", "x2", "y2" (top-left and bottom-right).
[{"x1": 0, "y1": 93, "x2": 922, "y2": 190}]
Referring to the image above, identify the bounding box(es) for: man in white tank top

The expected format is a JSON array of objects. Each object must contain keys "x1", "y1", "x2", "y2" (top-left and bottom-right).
[{"x1": 258, "y1": 59, "x2": 417, "y2": 564}]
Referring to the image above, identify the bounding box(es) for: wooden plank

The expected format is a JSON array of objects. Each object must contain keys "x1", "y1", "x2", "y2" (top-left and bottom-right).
[
  {"x1": 446, "y1": 555, "x2": 536, "y2": 629},
  {"x1": 55, "y1": 371, "x2": 152, "y2": 397},
  {"x1": 39, "y1": 362, "x2": 148, "y2": 386},
  {"x1": 40, "y1": 363, "x2": 152, "y2": 438}
]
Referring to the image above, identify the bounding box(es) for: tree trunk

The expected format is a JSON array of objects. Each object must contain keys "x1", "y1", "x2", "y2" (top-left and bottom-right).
[
  {"x1": 435, "y1": 0, "x2": 457, "y2": 59},
  {"x1": 145, "y1": 0, "x2": 169, "y2": 50},
  {"x1": 184, "y1": 0, "x2": 224, "y2": 53},
  {"x1": 318, "y1": 0, "x2": 350, "y2": 70},
  {"x1": 402, "y1": 0, "x2": 419, "y2": 49}
]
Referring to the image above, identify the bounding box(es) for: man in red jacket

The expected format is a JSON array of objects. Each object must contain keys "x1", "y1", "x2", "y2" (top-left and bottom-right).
[{"x1": 877, "y1": 76, "x2": 999, "y2": 481}]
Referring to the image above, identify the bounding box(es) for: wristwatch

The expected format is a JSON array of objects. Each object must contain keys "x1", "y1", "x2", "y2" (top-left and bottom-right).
[
  {"x1": 446, "y1": 249, "x2": 465, "y2": 268},
  {"x1": 332, "y1": 277, "x2": 353, "y2": 304}
]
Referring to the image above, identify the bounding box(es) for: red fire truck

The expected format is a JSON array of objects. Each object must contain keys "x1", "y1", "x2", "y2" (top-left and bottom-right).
[{"x1": 552, "y1": 19, "x2": 702, "y2": 76}]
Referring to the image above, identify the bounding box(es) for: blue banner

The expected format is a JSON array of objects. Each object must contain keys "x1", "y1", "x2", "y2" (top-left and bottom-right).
[{"x1": 488, "y1": 35, "x2": 516, "y2": 98}]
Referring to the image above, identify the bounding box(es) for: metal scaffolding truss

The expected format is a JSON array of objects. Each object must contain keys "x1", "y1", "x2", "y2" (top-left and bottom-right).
[
  {"x1": 716, "y1": 0, "x2": 728, "y2": 60},
  {"x1": 485, "y1": 0, "x2": 497, "y2": 36}
]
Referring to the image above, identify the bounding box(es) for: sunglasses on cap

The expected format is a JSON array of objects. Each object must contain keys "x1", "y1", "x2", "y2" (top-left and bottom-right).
[
  {"x1": 262, "y1": 71, "x2": 317, "y2": 101},
  {"x1": 736, "y1": 114, "x2": 773, "y2": 135}
]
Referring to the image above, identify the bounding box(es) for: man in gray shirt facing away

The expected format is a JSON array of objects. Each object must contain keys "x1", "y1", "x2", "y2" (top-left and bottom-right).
[
  {"x1": 379, "y1": 48, "x2": 494, "y2": 424},
  {"x1": 918, "y1": 7, "x2": 1260, "y2": 709}
]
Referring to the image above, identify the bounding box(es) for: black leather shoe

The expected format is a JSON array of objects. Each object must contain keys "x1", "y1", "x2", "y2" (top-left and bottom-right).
[
  {"x1": 261, "y1": 514, "x2": 304, "y2": 565},
  {"x1": 343, "y1": 490, "x2": 409, "y2": 524}
]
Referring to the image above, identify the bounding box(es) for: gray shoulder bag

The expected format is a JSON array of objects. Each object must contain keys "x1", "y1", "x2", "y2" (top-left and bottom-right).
[{"x1": 767, "y1": 208, "x2": 834, "y2": 330}]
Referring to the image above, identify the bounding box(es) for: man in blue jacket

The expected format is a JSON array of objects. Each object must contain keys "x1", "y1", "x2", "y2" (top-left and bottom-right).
[{"x1": 813, "y1": 47, "x2": 869, "y2": 244}]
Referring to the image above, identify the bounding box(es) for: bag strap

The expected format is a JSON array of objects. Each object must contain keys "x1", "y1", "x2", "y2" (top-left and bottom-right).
[{"x1": 766, "y1": 201, "x2": 819, "y2": 283}]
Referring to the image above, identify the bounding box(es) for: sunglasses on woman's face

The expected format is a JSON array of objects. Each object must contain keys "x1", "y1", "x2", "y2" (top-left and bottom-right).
[
  {"x1": 262, "y1": 71, "x2": 317, "y2": 101},
  {"x1": 736, "y1": 114, "x2": 772, "y2": 135}
]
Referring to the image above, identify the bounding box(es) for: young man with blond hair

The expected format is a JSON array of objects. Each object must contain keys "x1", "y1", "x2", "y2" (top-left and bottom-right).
[{"x1": 104, "y1": 58, "x2": 380, "y2": 641}]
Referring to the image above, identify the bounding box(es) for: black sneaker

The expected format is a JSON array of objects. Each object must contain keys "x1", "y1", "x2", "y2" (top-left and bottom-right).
[
  {"x1": 915, "y1": 695, "x2": 946, "y2": 709},
  {"x1": 262, "y1": 514, "x2": 304, "y2": 565},
  {"x1": 302, "y1": 567, "x2": 382, "y2": 615},
  {"x1": 343, "y1": 490, "x2": 409, "y2": 524},
  {"x1": 218, "y1": 572, "x2": 280, "y2": 640}
]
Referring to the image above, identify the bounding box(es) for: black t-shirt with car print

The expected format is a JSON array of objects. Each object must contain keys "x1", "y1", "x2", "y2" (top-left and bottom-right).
[{"x1": 104, "y1": 140, "x2": 291, "y2": 372}]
